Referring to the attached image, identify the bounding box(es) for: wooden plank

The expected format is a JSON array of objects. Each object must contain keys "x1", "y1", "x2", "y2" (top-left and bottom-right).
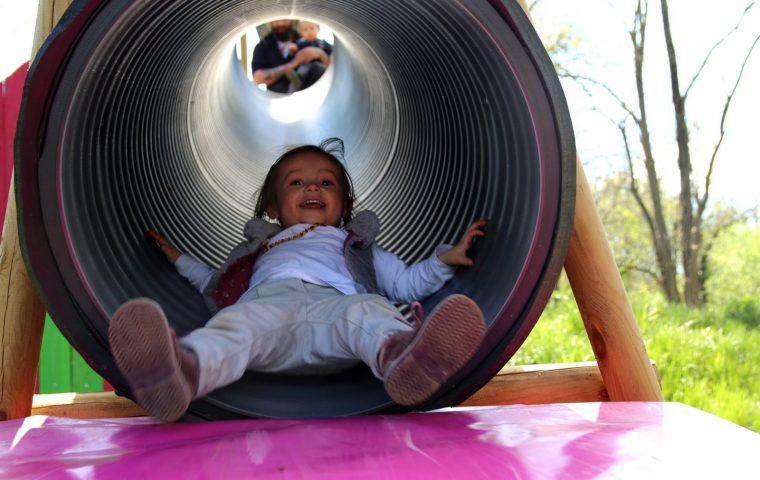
[
  {"x1": 463, "y1": 362, "x2": 610, "y2": 406},
  {"x1": 32, "y1": 392, "x2": 145, "y2": 419},
  {"x1": 30, "y1": 362, "x2": 660, "y2": 419}
]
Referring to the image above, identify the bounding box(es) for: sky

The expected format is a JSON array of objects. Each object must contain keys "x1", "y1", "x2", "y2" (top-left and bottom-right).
[
  {"x1": 532, "y1": 0, "x2": 760, "y2": 211},
  {"x1": 2, "y1": 1, "x2": 758, "y2": 210}
]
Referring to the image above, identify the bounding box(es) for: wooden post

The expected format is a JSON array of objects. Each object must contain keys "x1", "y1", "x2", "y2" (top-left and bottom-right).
[
  {"x1": 564, "y1": 161, "x2": 663, "y2": 400},
  {"x1": 516, "y1": 0, "x2": 662, "y2": 401},
  {"x1": 240, "y1": 33, "x2": 248, "y2": 78},
  {"x1": 0, "y1": 0, "x2": 74, "y2": 421}
]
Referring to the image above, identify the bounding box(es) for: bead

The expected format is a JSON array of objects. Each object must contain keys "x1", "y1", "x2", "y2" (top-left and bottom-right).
[{"x1": 262, "y1": 223, "x2": 324, "y2": 253}]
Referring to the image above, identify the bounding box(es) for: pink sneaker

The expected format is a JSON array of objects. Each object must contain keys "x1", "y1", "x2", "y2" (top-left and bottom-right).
[
  {"x1": 380, "y1": 294, "x2": 486, "y2": 406},
  {"x1": 108, "y1": 298, "x2": 199, "y2": 422}
]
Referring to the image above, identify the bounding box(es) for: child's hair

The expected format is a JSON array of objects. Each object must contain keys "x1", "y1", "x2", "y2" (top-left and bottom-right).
[{"x1": 254, "y1": 137, "x2": 356, "y2": 226}]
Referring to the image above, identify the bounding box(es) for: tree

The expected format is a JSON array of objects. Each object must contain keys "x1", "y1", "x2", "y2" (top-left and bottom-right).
[{"x1": 558, "y1": 0, "x2": 759, "y2": 306}]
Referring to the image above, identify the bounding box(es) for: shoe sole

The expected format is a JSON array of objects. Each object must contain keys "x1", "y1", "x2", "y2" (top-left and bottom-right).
[
  {"x1": 384, "y1": 295, "x2": 486, "y2": 406},
  {"x1": 108, "y1": 298, "x2": 191, "y2": 422}
]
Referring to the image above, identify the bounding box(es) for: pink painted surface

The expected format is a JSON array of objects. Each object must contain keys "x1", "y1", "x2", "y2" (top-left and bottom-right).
[
  {"x1": 1, "y1": 402, "x2": 759, "y2": 479},
  {"x1": 0, "y1": 64, "x2": 28, "y2": 231}
]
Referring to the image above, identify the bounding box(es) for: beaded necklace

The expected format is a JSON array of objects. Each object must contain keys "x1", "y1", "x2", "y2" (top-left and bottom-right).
[{"x1": 261, "y1": 223, "x2": 325, "y2": 253}]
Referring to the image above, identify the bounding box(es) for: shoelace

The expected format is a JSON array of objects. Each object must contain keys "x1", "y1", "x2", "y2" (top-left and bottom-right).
[{"x1": 410, "y1": 301, "x2": 424, "y2": 328}]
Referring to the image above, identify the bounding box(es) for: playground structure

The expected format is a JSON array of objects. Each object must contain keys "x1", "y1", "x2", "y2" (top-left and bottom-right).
[
  {"x1": 0, "y1": 0, "x2": 666, "y2": 421},
  {"x1": 0, "y1": 2, "x2": 662, "y2": 418},
  {"x1": 9, "y1": 2, "x2": 760, "y2": 477}
]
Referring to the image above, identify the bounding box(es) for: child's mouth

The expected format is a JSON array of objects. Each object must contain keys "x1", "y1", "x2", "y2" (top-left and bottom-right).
[{"x1": 300, "y1": 199, "x2": 325, "y2": 209}]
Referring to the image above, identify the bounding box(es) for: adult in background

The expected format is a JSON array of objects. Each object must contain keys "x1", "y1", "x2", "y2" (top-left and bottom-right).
[{"x1": 252, "y1": 19, "x2": 330, "y2": 93}]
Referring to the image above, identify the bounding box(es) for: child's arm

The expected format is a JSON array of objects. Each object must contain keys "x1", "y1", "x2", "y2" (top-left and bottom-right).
[
  {"x1": 436, "y1": 219, "x2": 487, "y2": 267},
  {"x1": 373, "y1": 219, "x2": 487, "y2": 303},
  {"x1": 148, "y1": 229, "x2": 216, "y2": 293}
]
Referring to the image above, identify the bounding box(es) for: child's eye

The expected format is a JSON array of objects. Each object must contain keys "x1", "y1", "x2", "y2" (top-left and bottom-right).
[
  {"x1": 321, "y1": 180, "x2": 334, "y2": 186},
  {"x1": 290, "y1": 179, "x2": 303, "y2": 186}
]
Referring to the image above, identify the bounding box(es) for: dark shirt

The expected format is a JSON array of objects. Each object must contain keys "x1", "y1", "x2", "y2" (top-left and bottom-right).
[
  {"x1": 251, "y1": 32, "x2": 301, "y2": 94},
  {"x1": 295, "y1": 38, "x2": 333, "y2": 57}
]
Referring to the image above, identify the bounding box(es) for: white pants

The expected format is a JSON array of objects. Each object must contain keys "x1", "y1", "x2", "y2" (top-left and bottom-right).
[{"x1": 180, "y1": 279, "x2": 413, "y2": 397}]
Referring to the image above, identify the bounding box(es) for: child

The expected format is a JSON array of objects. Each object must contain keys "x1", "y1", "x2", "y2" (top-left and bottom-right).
[
  {"x1": 285, "y1": 20, "x2": 332, "y2": 92},
  {"x1": 294, "y1": 21, "x2": 333, "y2": 57},
  {"x1": 108, "y1": 138, "x2": 487, "y2": 422}
]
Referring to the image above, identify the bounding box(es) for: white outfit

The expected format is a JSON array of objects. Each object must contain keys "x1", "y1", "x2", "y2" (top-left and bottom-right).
[{"x1": 175, "y1": 225, "x2": 455, "y2": 396}]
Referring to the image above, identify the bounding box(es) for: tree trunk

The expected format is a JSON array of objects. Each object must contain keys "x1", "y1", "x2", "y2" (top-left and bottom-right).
[
  {"x1": 660, "y1": 0, "x2": 700, "y2": 307},
  {"x1": 632, "y1": 1, "x2": 680, "y2": 303}
]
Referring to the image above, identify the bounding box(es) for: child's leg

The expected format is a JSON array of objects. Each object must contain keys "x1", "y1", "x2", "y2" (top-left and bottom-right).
[
  {"x1": 180, "y1": 279, "x2": 358, "y2": 392},
  {"x1": 299, "y1": 289, "x2": 486, "y2": 406},
  {"x1": 109, "y1": 299, "x2": 200, "y2": 422},
  {"x1": 299, "y1": 61, "x2": 327, "y2": 89},
  {"x1": 302, "y1": 289, "x2": 414, "y2": 377}
]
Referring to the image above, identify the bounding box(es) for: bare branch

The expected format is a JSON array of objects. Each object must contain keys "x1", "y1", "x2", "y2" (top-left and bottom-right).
[
  {"x1": 697, "y1": 32, "x2": 760, "y2": 219},
  {"x1": 561, "y1": 71, "x2": 640, "y2": 119},
  {"x1": 619, "y1": 263, "x2": 662, "y2": 283},
  {"x1": 620, "y1": 121, "x2": 657, "y2": 234},
  {"x1": 684, "y1": 2, "x2": 757, "y2": 98}
]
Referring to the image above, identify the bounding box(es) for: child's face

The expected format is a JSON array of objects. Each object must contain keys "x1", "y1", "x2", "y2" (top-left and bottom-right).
[
  {"x1": 268, "y1": 152, "x2": 349, "y2": 228},
  {"x1": 299, "y1": 22, "x2": 319, "y2": 41}
]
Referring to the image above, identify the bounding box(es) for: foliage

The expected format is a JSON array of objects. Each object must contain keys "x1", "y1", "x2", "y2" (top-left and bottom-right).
[
  {"x1": 509, "y1": 277, "x2": 760, "y2": 433},
  {"x1": 704, "y1": 224, "x2": 760, "y2": 328}
]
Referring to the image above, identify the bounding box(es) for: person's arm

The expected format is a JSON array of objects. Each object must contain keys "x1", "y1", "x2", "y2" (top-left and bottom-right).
[
  {"x1": 251, "y1": 41, "x2": 296, "y2": 86},
  {"x1": 321, "y1": 41, "x2": 333, "y2": 57},
  {"x1": 252, "y1": 60, "x2": 298, "y2": 86},
  {"x1": 148, "y1": 229, "x2": 216, "y2": 293},
  {"x1": 373, "y1": 246, "x2": 457, "y2": 304},
  {"x1": 372, "y1": 219, "x2": 487, "y2": 303},
  {"x1": 252, "y1": 46, "x2": 329, "y2": 85},
  {"x1": 293, "y1": 46, "x2": 329, "y2": 66}
]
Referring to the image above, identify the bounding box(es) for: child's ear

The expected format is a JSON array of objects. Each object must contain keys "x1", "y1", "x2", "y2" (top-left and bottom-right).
[{"x1": 266, "y1": 206, "x2": 279, "y2": 220}]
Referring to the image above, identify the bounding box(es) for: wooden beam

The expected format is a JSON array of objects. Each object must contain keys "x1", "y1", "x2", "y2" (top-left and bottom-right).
[
  {"x1": 240, "y1": 33, "x2": 248, "y2": 77},
  {"x1": 564, "y1": 162, "x2": 663, "y2": 401},
  {"x1": 0, "y1": 0, "x2": 74, "y2": 421},
  {"x1": 463, "y1": 360, "x2": 660, "y2": 406},
  {"x1": 31, "y1": 392, "x2": 145, "y2": 419},
  {"x1": 463, "y1": 362, "x2": 609, "y2": 406},
  {"x1": 30, "y1": 362, "x2": 660, "y2": 419}
]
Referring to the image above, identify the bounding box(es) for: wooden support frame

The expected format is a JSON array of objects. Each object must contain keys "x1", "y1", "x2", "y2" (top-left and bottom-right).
[{"x1": 1, "y1": 0, "x2": 662, "y2": 421}]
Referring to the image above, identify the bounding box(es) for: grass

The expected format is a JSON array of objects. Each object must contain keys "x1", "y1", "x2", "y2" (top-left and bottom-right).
[{"x1": 507, "y1": 284, "x2": 760, "y2": 433}]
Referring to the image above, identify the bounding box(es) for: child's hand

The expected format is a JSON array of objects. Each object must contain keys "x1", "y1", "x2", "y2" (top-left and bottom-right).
[
  {"x1": 287, "y1": 42, "x2": 298, "y2": 54},
  {"x1": 148, "y1": 229, "x2": 182, "y2": 264},
  {"x1": 438, "y1": 219, "x2": 487, "y2": 267}
]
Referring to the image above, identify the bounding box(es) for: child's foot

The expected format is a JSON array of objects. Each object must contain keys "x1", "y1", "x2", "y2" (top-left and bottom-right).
[
  {"x1": 108, "y1": 298, "x2": 199, "y2": 422},
  {"x1": 379, "y1": 295, "x2": 486, "y2": 406},
  {"x1": 285, "y1": 69, "x2": 302, "y2": 91}
]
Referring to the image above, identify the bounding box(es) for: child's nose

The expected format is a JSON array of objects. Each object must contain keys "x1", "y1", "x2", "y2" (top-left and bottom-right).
[{"x1": 305, "y1": 181, "x2": 320, "y2": 191}]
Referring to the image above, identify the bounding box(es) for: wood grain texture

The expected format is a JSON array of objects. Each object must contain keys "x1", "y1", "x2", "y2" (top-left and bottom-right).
[
  {"x1": 565, "y1": 161, "x2": 663, "y2": 401},
  {"x1": 32, "y1": 392, "x2": 145, "y2": 419}
]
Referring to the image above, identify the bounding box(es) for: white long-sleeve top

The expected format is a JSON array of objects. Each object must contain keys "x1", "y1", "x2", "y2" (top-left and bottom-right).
[{"x1": 174, "y1": 224, "x2": 456, "y2": 304}]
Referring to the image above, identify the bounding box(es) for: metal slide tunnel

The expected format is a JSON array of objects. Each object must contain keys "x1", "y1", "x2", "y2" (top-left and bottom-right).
[{"x1": 16, "y1": 0, "x2": 575, "y2": 419}]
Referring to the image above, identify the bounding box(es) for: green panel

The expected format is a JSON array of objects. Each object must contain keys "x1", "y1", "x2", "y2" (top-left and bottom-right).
[
  {"x1": 71, "y1": 351, "x2": 104, "y2": 392},
  {"x1": 38, "y1": 315, "x2": 72, "y2": 393},
  {"x1": 39, "y1": 315, "x2": 104, "y2": 393}
]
